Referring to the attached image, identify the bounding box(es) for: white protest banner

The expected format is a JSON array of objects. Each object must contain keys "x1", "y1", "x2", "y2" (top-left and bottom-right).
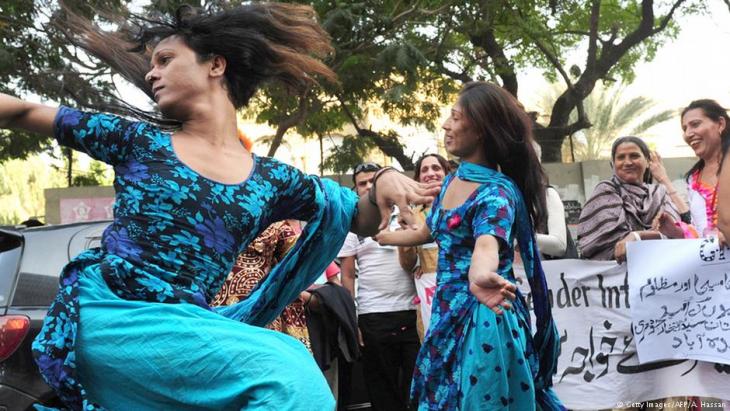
[
  {"x1": 413, "y1": 272, "x2": 436, "y2": 330},
  {"x1": 627, "y1": 238, "x2": 730, "y2": 365},
  {"x1": 516, "y1": 259, "x2": 730, "y2": 410}
]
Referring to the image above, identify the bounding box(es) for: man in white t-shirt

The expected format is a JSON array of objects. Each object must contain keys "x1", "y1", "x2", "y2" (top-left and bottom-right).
[{"x1": 339, "y1": 162, "x2": 419, "y2": 411}]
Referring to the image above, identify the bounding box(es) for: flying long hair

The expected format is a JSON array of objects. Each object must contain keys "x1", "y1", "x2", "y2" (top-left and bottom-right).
[
  {"x1": 55, "y1": 2, "x2": 336, "y2": 125},
  {"x1": 681, "y1": 99, "x2": 730, "y2": 180},
  {"x1": 457, "y1": 82, "x2": 547, "y2": 228}
]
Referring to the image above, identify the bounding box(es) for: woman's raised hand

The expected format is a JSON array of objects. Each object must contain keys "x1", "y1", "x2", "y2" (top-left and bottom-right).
[
  {"x1": 373, "y1": 170, "x2": 440, "y2": 230},
  {"x1": 469, "y1": 272, "x2": 516, "y2": 315},
  {"x1": 648, "y1": 150, "x2": 670, "y2": 184}
]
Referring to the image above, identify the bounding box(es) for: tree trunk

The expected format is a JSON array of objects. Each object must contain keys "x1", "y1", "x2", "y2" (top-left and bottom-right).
[
  {"x1": 319, "y1": 133, "x2": 324, "y2": 176},
  {"x1": 66, "y1": 148, "x2": 73, "y2": 187},
  {"x1": 267, "y1": 94, "x2": 312, "y2": 157},
  {"x1": 357, "y1": 129, "x2": 415, "y2": 170},
  {"x1": 534, "y1": 128, "x2": 564, "y2": 163}
]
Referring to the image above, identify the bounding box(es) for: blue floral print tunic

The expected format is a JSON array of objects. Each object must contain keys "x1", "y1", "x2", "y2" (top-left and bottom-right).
[
  {"x1": 411, "y1": 163, "x2": 564, "y2": 410},
  {"x1": 32, "y1": 107, "x2": 358, "y2": 410}
]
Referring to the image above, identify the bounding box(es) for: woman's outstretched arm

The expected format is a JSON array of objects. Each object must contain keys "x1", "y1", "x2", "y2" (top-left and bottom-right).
[
  {"x1": 350, "y1": 169, "x2": 440, "y2": 237},
  {"x1": 470, "y1": 235, "x2": 515, "y2": 314},
  {"x1": 0, "y1": 93, "x2": 57, "y2": 136}
]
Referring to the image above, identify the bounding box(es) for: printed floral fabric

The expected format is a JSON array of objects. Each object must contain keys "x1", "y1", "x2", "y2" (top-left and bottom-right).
[
  {"x1": 211, "y1": 220, "x2": 310, "y2": 350},
  {"x1": 411, "y1": 164, "x2": 563, "y2": 410},
  {"x1": 32, "y1": 106, "x2": 357, "y2": 410},
  {"x1": 678, "y1": 169, "x2": 717, "y2": 238}
]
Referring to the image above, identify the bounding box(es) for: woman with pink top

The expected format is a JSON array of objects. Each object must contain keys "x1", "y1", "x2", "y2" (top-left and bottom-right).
[{"x1": 655, "y1": 99, "x2": 729, "y2": 240}]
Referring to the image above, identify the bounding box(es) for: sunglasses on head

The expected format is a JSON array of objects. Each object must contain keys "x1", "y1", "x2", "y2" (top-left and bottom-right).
[{"x1": 353, "y1": 162, "x2": 381, "y2": 175}]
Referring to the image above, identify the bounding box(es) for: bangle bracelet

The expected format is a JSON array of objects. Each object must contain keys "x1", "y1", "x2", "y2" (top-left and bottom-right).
[
  {"x1": 367, "y1": 167, "x2": 397, "y2": 206},
  {"x1": 632, "y1": 232, "x2": 641, "y2": 242},
  {"x1": 304, "y1": 292, "x2": 314, "y2": 306},
  {"x1": 666, "y1": 190, "x2": 677, "y2": 196}
]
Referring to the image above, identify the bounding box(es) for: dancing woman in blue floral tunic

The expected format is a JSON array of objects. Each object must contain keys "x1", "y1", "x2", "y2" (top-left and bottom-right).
[
  {"x1": 0, "y1": 4, "x2": 437, "y2": 411},
  {"x1": 377, "y1": 82, "x2": 564, "y2": 410}
]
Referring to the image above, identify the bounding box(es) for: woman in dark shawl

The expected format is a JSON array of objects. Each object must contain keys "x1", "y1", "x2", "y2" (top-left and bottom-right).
[{"x1": 578, "y1": 136, "x2": 680, "y2": 262}]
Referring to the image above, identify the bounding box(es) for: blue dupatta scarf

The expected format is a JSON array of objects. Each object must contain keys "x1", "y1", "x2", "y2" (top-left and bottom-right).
[
  {"x1": 216, "y1": 178, "x2": 357, "y2": 324},
  {"x1": 456, "y1": 161, "x2": 560, "y2": 394},
  {"x1": 33, "y1": 177, "x2": 357, "y2": 411}
]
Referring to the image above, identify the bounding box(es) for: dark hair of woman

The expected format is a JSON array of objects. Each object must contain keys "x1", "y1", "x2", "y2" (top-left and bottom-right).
[
  {"x1": 57, "y1": 3, "x2": 336, "y2": 124},
  {"x1": 457, "y1": 82, "x2": 547, "y2": 229},
  {"x1": 681, "y1": 99, "x2": 730, "y2": 180},
  {"x1": 610, "y1": 136, "x2": 653, "y2": 184},
  {"x1": 413, "y1": 153, "x2": 450, "y2": 182}
]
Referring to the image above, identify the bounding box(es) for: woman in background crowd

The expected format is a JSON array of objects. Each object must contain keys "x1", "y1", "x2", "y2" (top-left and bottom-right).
[
  {"x1": 655, "y1": 99, "x2": 729, "y2": 242},
  {"x1": 212, "y1": 220, "x2": 342, "y2": 350},
  {"x1": 531, "y1": 141, "x2": 571, "y2": 259},
  {"x1": 578, "y1": 136, "x2": 680, "y2": 262},
  {"x1": 397, "y1": 153, "x2": 450, "y2": 336}
]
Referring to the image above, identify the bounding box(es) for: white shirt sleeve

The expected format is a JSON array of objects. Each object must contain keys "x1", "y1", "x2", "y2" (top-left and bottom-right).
[
  {"x1": 536, "y1": 187, "x2": 568, "y2": 257},
  {"x1": 337, "y1": 232, "x2": 359, "y2": 258}
]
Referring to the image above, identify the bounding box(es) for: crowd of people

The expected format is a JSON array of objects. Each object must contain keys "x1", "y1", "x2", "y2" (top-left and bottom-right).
[
  {"x1": 577, "y1": 99, "x2": 729, "y2": 262},
  {"x1": 0, "y1": 1, "x2": 728, "y2": 411}
]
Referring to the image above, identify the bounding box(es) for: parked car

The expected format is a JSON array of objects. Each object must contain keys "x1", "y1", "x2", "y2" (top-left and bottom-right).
[{"x1": 0, "y1": 221, "x2": 110, "y2": 411}]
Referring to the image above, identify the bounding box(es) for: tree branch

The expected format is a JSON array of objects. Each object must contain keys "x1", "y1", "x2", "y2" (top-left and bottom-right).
[
  {"x1": 433, "y1": 65, "x2": 473, "y2": 83},
  {"x1": 550, "y1": 29, "x2": 591, "y2": 37},
  {"x1": 585, "y1": 0, "x2": 601, "y2": 73},
  {"x1": 391, "y1": 0, "x2": 454, "y2": 22},
  {"x1": 469, "y1": 26, "x2": 518, "y2": 95},
  {"x1": 266, "y1": 91, "x2": 312, "y2": 157},
  {"x1": 335, "y1": 93, "x2": 414, "y2": 169},
  {"x1": 461, "y1": 2, "x2": 520, "y2": 95},
  {"x1": 531, "y1": 39, "x2": 574, "y2": 90},
  {"x1": 652, "y1": 0, "x2": 686, "y2": 35},
  {"x1": 595, "y1": 0, "x2": 686, "y2": 77},
  {"x1": 429, "y1": 18, "x2": 474, "y2": 83}
]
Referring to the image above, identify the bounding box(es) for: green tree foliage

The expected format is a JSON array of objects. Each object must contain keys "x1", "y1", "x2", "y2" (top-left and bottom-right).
[
  {"x1": 256, "y1": 0, "x2": 702, "y2": 166},
  {"x1": 540, "y1": 83, "x2": 674, "y2": 160},
  {"x1": 0, "y1": 0, "x2": 132, "y2": 161},
  {"x1": 408, "y1": 0, "x2": 701, "y2": 162},
  {"x1": 0, "y1": 0, "x2": 707, "y2": 172},
  {"x1": 253, "y1": 0, "x2": 460, "y2": 170},
  {"x1": 0, "y1": 156, "x2": 65, "y2": 224},
  {"x1": 71, "y1": 160, "x2": 113, "y2": 186}
]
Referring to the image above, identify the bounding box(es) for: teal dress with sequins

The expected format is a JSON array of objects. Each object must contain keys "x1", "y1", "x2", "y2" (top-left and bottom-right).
[{"x1": 32, "y1": 107, "x2": 358, "y2": 410}]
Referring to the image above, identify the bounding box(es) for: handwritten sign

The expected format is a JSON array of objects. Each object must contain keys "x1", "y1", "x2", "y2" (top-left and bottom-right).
[
  {"x1": 627, "y1": 238, "x2": 730, "y2": 365},
  {"x1": 516, "y1": 259, "x2": 730, "y2": 410}
]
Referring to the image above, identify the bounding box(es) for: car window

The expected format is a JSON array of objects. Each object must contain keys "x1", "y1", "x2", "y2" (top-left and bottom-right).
[
  {"x1": 0, "y1": 231, "x2": 23, "y2": 308},
  {"x1": 11, "y1": 222, "x2": 110, "y2": 307}
]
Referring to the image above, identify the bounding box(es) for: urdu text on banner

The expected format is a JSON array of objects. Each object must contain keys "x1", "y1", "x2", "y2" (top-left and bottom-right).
[
  {"x1": 516, "y1": 258, "x2": 730, "y2": 410},
  {"x1": 627, "y1": 237, "x2": 730, "y2": 365}
]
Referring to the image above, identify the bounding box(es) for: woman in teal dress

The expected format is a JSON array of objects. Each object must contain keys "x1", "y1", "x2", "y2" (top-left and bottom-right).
[
  {"x1": 0, "y1": 4, "x2": 437, "y2": 411},
  {"x1": 377, "y1": 82, "x2": 564, "y2": 410}
]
